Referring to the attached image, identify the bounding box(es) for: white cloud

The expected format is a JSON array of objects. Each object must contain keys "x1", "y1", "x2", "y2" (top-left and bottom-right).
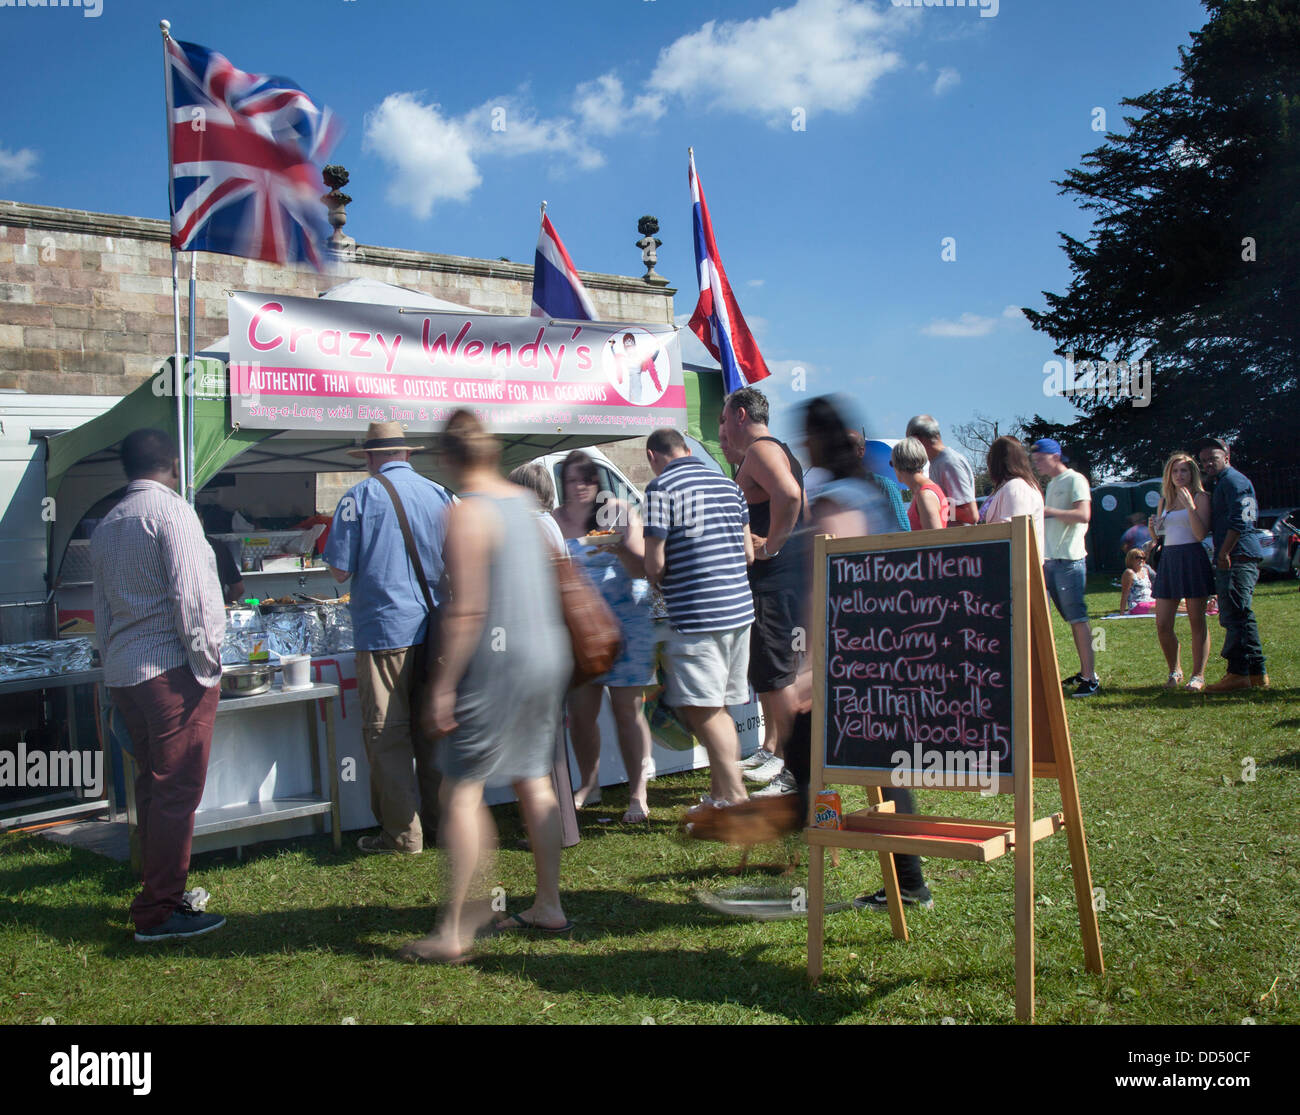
[
  {"x1": 747, "y1": 278, "x2": 765, "y2": 288},
  {"x1": 0, "y1": 145, "x2": 38, "y2": 184},
  {"x1": 572, "y1": 74, "x2": 664, "y2": 137},
  {"x1": 648, "y1": 0, "x2": 906, "y2": 124},
  {"x1": 365, "y1": 90, "x2": 616, "y2": 218},
  {"x1": 932, "y1": 67, "x2": 960, "y2": 96},
  {"x1": 363, "y1": 95, "x2": 481, "y2": 220},
  {"x1": 1002, "y1": 304, "x2": 1026, "y2": 322},
  {"x1": 922, "y1": 312, "x2": 998, "y2": 338}
]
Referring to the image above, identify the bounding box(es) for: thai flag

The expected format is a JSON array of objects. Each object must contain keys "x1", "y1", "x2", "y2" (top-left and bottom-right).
[
  {"x1": 165, "y1": 36, "x2": 339, "y2": 268},
  {"x1": 530, "y1": 211, "x2": 597, "y2": 320},
  {"x1": 688, "y1": 150, "x2": 770, "y2": 393}
]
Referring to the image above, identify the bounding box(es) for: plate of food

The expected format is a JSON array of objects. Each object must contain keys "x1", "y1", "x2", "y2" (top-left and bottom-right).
[{"x1": 577, "y1": 529, "x2": 623, "y2": 549}]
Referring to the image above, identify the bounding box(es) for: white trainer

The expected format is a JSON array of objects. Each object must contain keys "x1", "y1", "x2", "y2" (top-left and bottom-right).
[
  {"x1": 743, "y1": 753, "x2": 785, "y2": 784},
  {"x1": 752, "y1": 770, "x2": 797, "y2": 798}
]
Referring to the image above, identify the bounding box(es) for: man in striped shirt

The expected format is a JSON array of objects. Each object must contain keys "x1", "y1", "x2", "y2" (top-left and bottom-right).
[
  {"x1": 91, "y1": 429, "x2": 227, "y2": 942},
  {"x1": 643, "y1": 428, "x2": 753, "y2": 807}
]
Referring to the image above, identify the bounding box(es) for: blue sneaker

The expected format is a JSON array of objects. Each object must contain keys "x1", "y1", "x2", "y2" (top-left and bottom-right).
[
  {"x1": 854, "y1": 886, "x2": 934, "y2": 911},
  {"x1": 134, "y1": 904, "x2": 226, "y2": 942}
]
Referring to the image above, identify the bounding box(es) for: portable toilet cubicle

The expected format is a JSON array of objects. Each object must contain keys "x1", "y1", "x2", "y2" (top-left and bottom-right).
[{"x1": 1088, "y1": 481, "x2": 1140, "y2": 573}]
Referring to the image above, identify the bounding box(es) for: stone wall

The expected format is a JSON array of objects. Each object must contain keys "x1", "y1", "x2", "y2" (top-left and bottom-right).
[{"x1": 0, "y1": 199, "x2": 676, "y2": 397}]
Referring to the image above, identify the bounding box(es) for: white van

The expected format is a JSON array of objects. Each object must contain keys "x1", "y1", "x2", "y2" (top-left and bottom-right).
[
  {"x1": 521, "y1": 438, "x2": 765, "y2": 800},
  {"x1": 529, "y1": 434, "x2": 725, "y2": 512}
]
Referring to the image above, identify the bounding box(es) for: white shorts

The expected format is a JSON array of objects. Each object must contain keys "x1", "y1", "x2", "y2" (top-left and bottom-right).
[{"x1": 663, "y1": 625, "x2": 751, "y2": 709}]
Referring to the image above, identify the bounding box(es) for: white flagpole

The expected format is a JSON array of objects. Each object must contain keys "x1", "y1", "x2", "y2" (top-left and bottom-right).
[
  {"x1": 161, "y1": 19, "x2": 186, "y2": 499},
  {"x1": 186, "y1": 250, "x2": 197, "y2": 506}
]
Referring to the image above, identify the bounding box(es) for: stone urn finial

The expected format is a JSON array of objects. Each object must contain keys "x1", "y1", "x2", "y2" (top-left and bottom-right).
[
  {"x1": 322, "y1": 164, "x2": 356, "y2": 258},
  {"x1": 636, "y1": 215, "x2": 666, "y2": 286}
]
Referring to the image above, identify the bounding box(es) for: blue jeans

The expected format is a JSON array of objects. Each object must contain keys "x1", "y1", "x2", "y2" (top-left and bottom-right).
[
  {"x1": 1044, "y1": 559, "x2": 1089, "y2": 625},
  {"x1": 1214, "y1": 563, "x2": 1265, "y2": 675}
]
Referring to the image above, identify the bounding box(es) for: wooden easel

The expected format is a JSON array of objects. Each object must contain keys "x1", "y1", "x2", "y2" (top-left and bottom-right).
[{"x1": 805, "y1": 517, "x2": 1103, "y2": 1022}]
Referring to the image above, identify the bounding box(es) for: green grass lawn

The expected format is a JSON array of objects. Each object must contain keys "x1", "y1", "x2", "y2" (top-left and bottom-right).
[{"x1": 2, "y1": 577, "x2": 1297, "y2": 1025}]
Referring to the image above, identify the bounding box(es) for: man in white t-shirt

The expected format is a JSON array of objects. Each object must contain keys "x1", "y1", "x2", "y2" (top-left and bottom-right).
[
  {"x1": 1030, "y1": 438, "x2": 1099, "y2": 697},
  {"x1": 906, "y1": 415, "x2": 977, "y2": 524}
]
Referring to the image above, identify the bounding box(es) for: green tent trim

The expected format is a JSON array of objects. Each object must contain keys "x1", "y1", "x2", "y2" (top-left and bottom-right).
[{"x1": 44, "y1": 358, "x2": 727, "y2": 588}]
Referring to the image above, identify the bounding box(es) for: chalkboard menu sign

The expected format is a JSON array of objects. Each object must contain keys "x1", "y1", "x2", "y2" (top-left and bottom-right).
[{"x1": 821, "y1": 537, "x2": 1014, "y2": 784}]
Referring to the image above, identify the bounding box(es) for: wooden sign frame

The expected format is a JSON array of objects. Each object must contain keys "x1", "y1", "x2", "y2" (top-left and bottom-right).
[{"x1": 805, "y1": 517, "x2": 1103, "y2": 1022}]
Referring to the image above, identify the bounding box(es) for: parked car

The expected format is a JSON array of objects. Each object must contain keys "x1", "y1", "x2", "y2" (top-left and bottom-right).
[{"x1": 1256, "y1": 507, "x2": 1300, "y2": 577}]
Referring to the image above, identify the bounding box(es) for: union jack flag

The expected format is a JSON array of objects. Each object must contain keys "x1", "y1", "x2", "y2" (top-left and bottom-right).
[{"x1": 165, "y1": 36, "x2": 340, "y2": 268}]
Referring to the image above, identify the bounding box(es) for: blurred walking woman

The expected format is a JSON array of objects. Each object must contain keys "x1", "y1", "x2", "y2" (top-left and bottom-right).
[
  {"x1": 551, "y1": 450, "x2": 657, "y2": 823},
  {"x1": 789, "y1": 397, "x2": 933, "y2": 911},
  {"x1": 400, "y1": 410, "x2": 572, "y2": 963},
  {"x1": 1149, "y1": 451, "x2": 1215, "y2": 690}
]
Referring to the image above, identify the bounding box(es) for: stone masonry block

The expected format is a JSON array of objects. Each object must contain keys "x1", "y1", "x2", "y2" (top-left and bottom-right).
[
  {"x1": 0, "y1": 348, "x2": 59, "y2": 372},
  {"x1": 118, "y1": 274, "x2": 171, "y2": 296},
  {"x1": 0, "y1": 304, "x2": 51, "y2": 326},
  {"x1": 0, "y1": 282, "x2": 34, "y2": 304},
  {"x1": 61, "y1": 351, "x2": 126, "y2": 376}
]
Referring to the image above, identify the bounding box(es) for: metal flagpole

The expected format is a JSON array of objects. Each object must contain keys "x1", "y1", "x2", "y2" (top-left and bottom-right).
[
  {"x1": 161, "y1": 18, "x2": 186, "y2": 499},
  {"x1": 186, "y1": 251, "x2": 197, "y2": 505}
]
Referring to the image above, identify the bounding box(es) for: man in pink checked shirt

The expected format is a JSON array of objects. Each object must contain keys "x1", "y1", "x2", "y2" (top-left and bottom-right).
[{"x1": 91, "y1": 429, "x2": 228, "y2": 942}]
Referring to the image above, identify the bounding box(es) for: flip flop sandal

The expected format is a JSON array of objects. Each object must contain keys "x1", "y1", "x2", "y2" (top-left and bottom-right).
[{"x1": 494, "y1": 912, "x2": 576, "y2": 936}]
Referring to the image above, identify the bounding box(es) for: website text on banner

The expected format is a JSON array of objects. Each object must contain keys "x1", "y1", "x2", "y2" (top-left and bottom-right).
[{"x1": 226, "y1": 292, "x2": 687, "y2": 437}]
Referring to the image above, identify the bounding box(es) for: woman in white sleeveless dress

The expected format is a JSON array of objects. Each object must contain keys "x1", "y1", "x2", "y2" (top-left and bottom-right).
[{"x1": 1149, "y1": 452, "x2": 1215, "y2": 690}]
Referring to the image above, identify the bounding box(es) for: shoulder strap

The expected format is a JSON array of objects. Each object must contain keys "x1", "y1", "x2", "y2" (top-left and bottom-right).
[{"x1": 372, "y1": 470, "x2": 436, "y2": 617}]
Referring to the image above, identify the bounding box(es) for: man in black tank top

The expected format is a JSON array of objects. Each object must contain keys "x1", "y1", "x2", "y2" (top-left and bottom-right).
[{"x1": 721, "y1": 387, "x2": 808, "y2": 794}]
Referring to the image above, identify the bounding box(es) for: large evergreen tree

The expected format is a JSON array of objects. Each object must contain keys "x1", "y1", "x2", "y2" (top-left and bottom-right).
[{"x1": 1023, "y1": 0, "x2": 1300, "y2": 481}]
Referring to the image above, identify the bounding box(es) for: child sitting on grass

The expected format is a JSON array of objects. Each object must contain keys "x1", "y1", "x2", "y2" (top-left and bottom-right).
[{"x1": 1120, "y1": 548, "x2": 1156, "y2": 614}]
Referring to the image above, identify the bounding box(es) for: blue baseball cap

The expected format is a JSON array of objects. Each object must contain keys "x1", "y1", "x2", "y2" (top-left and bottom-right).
[{"x1": 1031, "y1": 438, "x2": 1062, "y2": 456}]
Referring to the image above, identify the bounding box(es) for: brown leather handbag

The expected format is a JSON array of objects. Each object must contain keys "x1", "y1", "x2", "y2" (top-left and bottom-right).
[{"x1": 553, "y1": 555, "x2": 622, "y2": 688}]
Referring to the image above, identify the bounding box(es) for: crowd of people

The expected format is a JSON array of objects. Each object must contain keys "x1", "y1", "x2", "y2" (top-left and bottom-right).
[{"x1": 89, "y1": 395, "x2": 1272, "y2": 954}]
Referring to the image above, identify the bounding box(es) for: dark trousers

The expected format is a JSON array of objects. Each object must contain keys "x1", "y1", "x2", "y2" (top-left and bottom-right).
[
  {"x1": 1215, "y1": 563, "x2": 1265, "y2": 675},
  {"x1": 786, "y1": 712, "x2": 925, "y2": 892},
  {"x1": 112, "y1": 667, "x2": 220, "y2": 931},
  {"x1": 551, "y1": 712, "x2": 580, "y2": 848}
]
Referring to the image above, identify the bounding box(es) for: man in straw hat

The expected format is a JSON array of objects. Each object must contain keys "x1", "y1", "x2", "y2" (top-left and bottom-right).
[{"x1": 324, "y1": 422, "x2": 453, "y2": 853}]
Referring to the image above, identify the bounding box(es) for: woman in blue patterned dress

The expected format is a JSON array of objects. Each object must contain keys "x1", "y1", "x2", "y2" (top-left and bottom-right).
[{"x1": 551, "y1": 451, "x2": 658, "y2": 823}]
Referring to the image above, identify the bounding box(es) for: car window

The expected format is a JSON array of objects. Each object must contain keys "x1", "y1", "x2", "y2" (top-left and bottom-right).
[{"x1": 596, "y1": 464, "x2": 642, "y2": 514}]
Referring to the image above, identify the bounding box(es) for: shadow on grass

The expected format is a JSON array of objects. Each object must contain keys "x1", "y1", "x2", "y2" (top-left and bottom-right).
[
  {"x1": 0, "y1": 833, "x2": 143, "y2": 898},
  {"x1": 1263, "y1": 750, "x2": 1300, "y2": 770},
  {"x1": 463, "y1": 945, "x2": 929, "y2": 1023}
]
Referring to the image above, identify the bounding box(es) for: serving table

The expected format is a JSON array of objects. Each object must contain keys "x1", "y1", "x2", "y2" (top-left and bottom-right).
[
  {"x1": 0, "y1": 667, "x2": 108, "y2": 830},
  {"x1": 122, "y1": 681, "x2": 341, "y2": 861}
]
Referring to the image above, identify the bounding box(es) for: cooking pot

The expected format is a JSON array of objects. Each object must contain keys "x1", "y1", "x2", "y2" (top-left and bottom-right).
[{"x1": 220, "y1": 663, "x2": 280, "y2": 698}]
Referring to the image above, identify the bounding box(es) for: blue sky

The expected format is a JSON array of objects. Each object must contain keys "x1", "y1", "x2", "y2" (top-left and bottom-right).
[{"x1": 0, "y1": 0, "x2": 1209, "y2": 456}]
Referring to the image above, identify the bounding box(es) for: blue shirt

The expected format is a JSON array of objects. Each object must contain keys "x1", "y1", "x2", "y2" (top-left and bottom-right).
[
  {"x1": 644, "y1": 456, "x2": 753, "y2": 634},
  {"x1": 323, "y1": 461, "x2": 452, "y2": 651},
  {"x1": 1208, "y1": 466, "x2": 1263, "y2": 560}
]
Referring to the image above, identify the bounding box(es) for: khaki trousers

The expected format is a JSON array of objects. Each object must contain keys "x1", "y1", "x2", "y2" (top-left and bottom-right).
[{"x1": 356, "y1": 647, "x2": 440, "y2": 852}]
